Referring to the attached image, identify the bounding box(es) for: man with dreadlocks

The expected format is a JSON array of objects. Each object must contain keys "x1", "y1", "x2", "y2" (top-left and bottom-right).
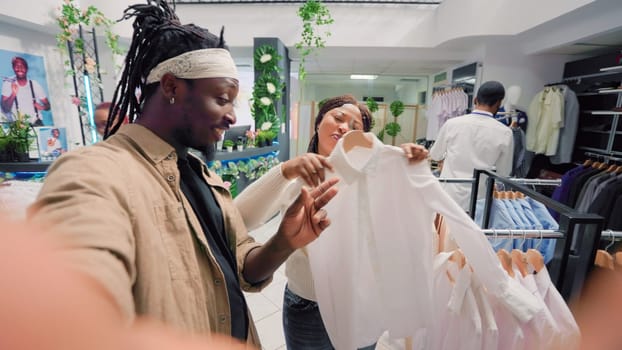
[{"x1": 28, "y1": 0, "x2": 338, "y2": 346}]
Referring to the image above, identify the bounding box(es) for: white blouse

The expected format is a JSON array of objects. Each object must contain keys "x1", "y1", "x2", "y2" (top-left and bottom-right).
[{"x1": 308, "y1": 135, "x2": 541, "y2": 350}]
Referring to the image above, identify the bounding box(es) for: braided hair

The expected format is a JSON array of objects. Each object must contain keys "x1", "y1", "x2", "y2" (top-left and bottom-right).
[
  {"x1": 307, "y1": 94, "x2": 372, "y2": 153},
  {"x1": 105, "y1": 0, "x2": 227, "y2": 138}
]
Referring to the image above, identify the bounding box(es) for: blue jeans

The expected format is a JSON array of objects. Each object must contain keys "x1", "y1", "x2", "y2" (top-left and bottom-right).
[{"x1": 282, "y1": 285, "x2": 376, "y2": 350}]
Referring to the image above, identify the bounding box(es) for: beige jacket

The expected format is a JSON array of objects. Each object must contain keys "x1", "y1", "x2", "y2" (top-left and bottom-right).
[{"x1": 28, "y1": 124, "x2": 269, "y2": 347}]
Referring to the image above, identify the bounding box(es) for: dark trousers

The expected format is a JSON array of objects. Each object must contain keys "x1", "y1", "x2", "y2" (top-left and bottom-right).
[{"x1": 282, "y1": 285, "x2": 376, "y2": 350}]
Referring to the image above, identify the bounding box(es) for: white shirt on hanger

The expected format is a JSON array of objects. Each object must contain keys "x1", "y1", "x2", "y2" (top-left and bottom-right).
[
  {"x1": 308, "y1": 135, "x2": 541, "y2": 350},
  {"x1": 534, "y1": 266, "x2": 580, "y2": 350}
]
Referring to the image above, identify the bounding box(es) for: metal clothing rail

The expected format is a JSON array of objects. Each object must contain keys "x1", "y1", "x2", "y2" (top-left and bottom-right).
[
  {"x1": 482, "y1": 229, "x2": 622, "y2": 240},
  {"x1": 508, "y1": 178, "x2": 561, "y2": 186},
  {"x1": 470, "y1": 169, "x2": 604, "y2": 301},
  {"x1": 599, "y1": 230, "x2": 622, "y2": 239},
  {"x1": 482, "y1": 229, "x2": 564, "y2": 239},
  {"x1": 584, "y1": 151, "x2": 622, "y2": 163},
  {"x1": 438, "y1": 178, "x2": 475, "y2": 183},
  {"x1": 438, "y1": 177, "x2": 561, "y2": 186}
]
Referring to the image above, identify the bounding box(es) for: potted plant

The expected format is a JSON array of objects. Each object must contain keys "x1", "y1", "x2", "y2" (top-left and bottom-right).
[
  {"x1": 7, "y1": 112, "x2": 32, "y2": 162},
  {"x1": 384, "y1": 100, "x2": 405, "y2": 145},
  {"x1": 258, "y1": 130, "x2": 277, "y2": 146},
  {"x1": 236, "y1": 139, "x2": 244, "y2": 152},
  {"x1": 245, "y1": 129, "x2": 256, "y2": 148},
  {"x1": 0, "y1": 137, "x2": 9, "y2": 162},
  {"x1": 255, "y1": 132, "x2": 266, "y2": 148},
  {"x1": 223, "y1": 139, "x2": 235, "y2": 152},
  {"x1": 0, "y1": 126, "x2": 10, "y2": 162}
]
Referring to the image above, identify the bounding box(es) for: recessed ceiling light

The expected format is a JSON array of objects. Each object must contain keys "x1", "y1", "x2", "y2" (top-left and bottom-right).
[{"x1": 350, "y1": 74, "x2": 378, "y2": 80}]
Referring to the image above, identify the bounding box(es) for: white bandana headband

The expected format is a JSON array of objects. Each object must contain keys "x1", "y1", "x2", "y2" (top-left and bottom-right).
[{"x1": 145, "y1": 48, "x2": 239, "y2": 84}]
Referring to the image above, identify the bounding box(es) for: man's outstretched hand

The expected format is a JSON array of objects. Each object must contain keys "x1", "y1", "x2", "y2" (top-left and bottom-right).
[{"x1": 278, "y1": 177, "x2": 340, "y2": 250}]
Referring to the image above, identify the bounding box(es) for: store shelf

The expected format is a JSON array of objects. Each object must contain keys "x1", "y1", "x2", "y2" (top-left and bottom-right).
[
  {"x1": 581, "y1": 110, "x2": 622, "y2": 116},
  {"x1": 564, "y1": 69, "x2": 622, "y2": 82},
  {"x1": 580, "y1": 129, "x2": 610, "y2": 134},
  {"x1": 213, "y1": 144, "x2": 279, "y2": 162},
  {"x1": 577, "y1": 89, "x2": 622, "y2": 97},
  {"x1": 578, "y1": 146, "x2": 612, "y2": 154},
  {"x1": 576, "y1": 92, "x2": 599, "y2": 97},
  {"x1": 0, "y1": 161, "x2": 52, "y2": 172},
  {"x1": 598, "y1": 89, "x2": 622, "y2": 94},
  {"x1": 568, "y1": 53, "x2": 622, "y2": 161},
  {"x1": 600, "y1": 65, "x2": 622, "y2": 72}
]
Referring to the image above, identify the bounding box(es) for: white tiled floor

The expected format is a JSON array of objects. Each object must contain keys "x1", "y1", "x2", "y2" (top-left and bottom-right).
[
  {"x1": 246, "y1": 215, "x2": 287, "y2": 350},
  {"x1": 246, "y1": 215, "x2": 407, "y2": 350}
]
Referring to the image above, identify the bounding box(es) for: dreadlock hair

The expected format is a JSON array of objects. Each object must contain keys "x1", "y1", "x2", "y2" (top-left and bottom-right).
[
  {"x1": 105, "y1": 0, "x2": 228, "y2": 139},
  {"x1": 307, "y1": 94, "x2": 367, "y2": 154}
]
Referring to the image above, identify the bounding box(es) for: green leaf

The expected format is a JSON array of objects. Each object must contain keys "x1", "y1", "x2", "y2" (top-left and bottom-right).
[
  {"x1": 295, "y1": 0, "x2": 333, "y2": 82},
  {"x1": 377, "y1": 127, "x2": 385, "y2": 141},
  {"x1": 365, "y1": 97, "x2": 379, "y2": 113},
  {"x1": 385, "y1": 122, "x2": 401, "y2": 137},
  {"x1": 390, "y1": 100, "x2": 405, "y2": 117}
]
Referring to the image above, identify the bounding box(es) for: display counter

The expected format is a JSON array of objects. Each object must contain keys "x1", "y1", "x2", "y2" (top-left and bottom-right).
[
  {"x1": 213, "y1": 144, "x2": 279, "y2": 162},
  {"x1": 0, "y1": 161, "x2": 53, "y2": 173},
  {"x1": 209, "y1": 144, "x2": 280, "y2": 196},
  {"x1": 1, "y1": 144, "x2": 280, "y2": 196}
]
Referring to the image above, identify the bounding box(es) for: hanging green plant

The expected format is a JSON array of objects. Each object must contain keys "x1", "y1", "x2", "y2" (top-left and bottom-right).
[
  {"x1": 55, "y1": 0, "x2": 123, "y2": 79},
  {"x1": 295, "y1": 0, "x2": 334, "y2": 81},
  {"x1": 390, "y1": 100, "x2": 405, "y2": 118}
]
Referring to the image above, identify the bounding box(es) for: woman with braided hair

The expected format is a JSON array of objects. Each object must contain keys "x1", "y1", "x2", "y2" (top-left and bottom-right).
[{"x1": 28, "y1": 0, "x2": 339, "y2": 347}]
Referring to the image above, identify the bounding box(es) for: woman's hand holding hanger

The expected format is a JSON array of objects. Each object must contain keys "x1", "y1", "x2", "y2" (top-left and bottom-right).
[
  {"x1": 399, "y1": 143, "x2": 429, "y2": 164},
  {"x1": 281, "y1": 153, "x2": 334, "y2": 188},
  {"x1": 282, "y1": 143, "x2": 429, "y2": 188}
]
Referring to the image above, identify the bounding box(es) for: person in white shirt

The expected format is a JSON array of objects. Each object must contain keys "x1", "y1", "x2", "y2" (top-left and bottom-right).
[
  {"x1": 1, "y1": 56, "x2": 50, "y2": 125},
  {"x1": 46, "y1": 128, "x2": 63, "y2": 154},
  {"x1": 234, "y1": 94, "x2": 428, "y2": 350},
  {"x1": 429, "y1": 81, "x2": 513, "y2": 211}
]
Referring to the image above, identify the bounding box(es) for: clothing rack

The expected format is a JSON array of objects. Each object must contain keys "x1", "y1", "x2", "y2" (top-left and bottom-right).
[
  {"x1": 482, "y1": 229, "x2": 564, "y2": 239},
  {"x1": 432, "y1": 83, "x2": 469, "y2": 93},
  {"x1": 599, "y1": 230, "x2": 622, "y2": 240},
  {"x1": 544, "y1": 81, "x2": 566, "y2": 87},
  {"x1": 483, "y1": 229, "x2": 622, "y2": 240},
  {"x1": 584, "y1": 151, "x2": 622, "y2": 163},
  {"x1": 470, "y1": 169, "x2": 604, "y2": 301},
  {"x1": 438, "y1": 177, "x2": 561, "y2": 186}
]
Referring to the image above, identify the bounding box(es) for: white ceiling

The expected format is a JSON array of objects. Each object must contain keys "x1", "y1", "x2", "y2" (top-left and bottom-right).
[
  {"x1": 225, "y1": 0, "x2": 622, "y2": 82},
  {"x1": 540, "y1": 27, "x2": 622, "y2": 56},
  {"x1": 3, "y1": 0, "x2": 621, "y2": 84}
]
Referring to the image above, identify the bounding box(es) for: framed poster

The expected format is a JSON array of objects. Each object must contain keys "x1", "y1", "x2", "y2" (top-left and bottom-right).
[
  {"x1": 36, "y1": 127, "x2": 67, "y2": 159},
  {"x1": 0, "y1": 48, "x2": 54, "y2": 126}
]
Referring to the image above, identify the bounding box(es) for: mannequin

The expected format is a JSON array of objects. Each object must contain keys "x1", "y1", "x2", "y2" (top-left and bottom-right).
[{"x1": 504, "y1": 85, "x2": 522, "y2": 111}]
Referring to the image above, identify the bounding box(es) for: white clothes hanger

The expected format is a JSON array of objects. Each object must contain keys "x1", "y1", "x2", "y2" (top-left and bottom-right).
[{"x1": 342, "y1": 130, "x2": 373, "y2": 153}]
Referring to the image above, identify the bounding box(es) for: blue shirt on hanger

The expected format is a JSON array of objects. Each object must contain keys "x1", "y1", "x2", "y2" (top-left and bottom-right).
[{"x1": 524, "y1": 197, "x2": 558, "y2": 263}]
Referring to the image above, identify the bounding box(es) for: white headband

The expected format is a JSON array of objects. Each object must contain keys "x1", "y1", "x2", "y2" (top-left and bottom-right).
[{"x1": 145, "y1": 48, "x2": 239, "y2": 84}]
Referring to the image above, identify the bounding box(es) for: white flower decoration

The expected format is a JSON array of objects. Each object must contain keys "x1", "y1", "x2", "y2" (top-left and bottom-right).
[
  {"x1": 266, "y1": 82, "x2": 276, "y2": 94},
  {"x1": 259, "y1": 54, "x2": 272, "y2": 63},
  {"x1": 261, "y1": 122, "x2": 273, "y2": 131},
  {"x1": 260, "y1": 97, "x2": 272, "y2": 106}
]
